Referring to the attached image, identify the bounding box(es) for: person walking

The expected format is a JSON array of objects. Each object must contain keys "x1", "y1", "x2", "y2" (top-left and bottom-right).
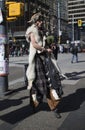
[
  {"x1": 25, "y1": 12, "x2": 63, "y2": 118},
  {"x1": 71, "y1": 41, "x2": 78, "y2": 63}
]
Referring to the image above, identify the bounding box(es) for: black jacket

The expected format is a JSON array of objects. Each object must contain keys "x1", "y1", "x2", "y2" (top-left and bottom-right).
[{"x1": 71, "y1": 45, "x2": 78, "y2": 55}]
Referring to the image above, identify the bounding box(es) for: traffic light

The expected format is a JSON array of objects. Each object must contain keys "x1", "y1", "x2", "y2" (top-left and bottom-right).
[
  {"x1": 9, "y1": 2, "x2": 24, "y2": 17},
  {"x1": 78, "y1": 19, "x2": 82, "y2": 27},
  {"x1": 5, "y1": 1, "x2": 24, "y2": 21},
  {"x1": 5, "y1": 1, "x2": 17, "y2": 5},
  {"x1": 6, "y1": 17, "x2": 17, "y2": 21}
]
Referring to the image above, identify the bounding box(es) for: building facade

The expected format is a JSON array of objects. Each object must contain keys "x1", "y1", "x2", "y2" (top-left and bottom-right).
[
  {"x1": 68, "y1": 0, "x2": 85, "y2": 41},
  {"x1": 7, "y1": 0, "x2": 68, "y2": 47},
  {"x1": 7, "y1": 0, "x2": 54, "y2": 45},
  {"x1": 56, "y1": 0, "x2": 68, "y2": 43}
]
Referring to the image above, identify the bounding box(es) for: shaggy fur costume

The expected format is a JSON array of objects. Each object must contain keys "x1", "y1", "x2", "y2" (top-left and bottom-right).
[
  {"x1": 25, "y1": 24, "x2": 43, "y2": 88},
  {"x1": 25, "y1": 24, "x2": 66, "y2": 89}
]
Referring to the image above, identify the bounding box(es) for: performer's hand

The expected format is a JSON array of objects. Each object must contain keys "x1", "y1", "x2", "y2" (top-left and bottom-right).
[
  {"x1": 46, "y1": 48, "x2": 52, "y2": 53},
  {"x1": 51, "y1": 45, "x2": 56, "y2": 50}
]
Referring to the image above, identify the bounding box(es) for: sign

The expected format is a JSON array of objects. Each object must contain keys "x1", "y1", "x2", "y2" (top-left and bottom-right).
[
  {"x1": 0, "y1": 60, "x2": 9, "y2": 75},
  {"x1": 66, "y1": 40, "x2": 69, "y2": 44},
  {"x1": 0, "y1": 44, "x2": 4, "y2": 60},
  {"x1": 0, "y1": 8, "x2": 3, "y2": 23},
  {"x1": 0, "y1": 34, "x2": 6, "y2": 44},
  {"x1": 0, "y1": 44, "x2": 9, "y2": 75},
  {"x1": 59, "y1": 31, "x2": 62, "y2": 36}
]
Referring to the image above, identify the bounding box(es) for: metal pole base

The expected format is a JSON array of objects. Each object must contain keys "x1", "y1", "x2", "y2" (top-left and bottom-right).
[{"x1": 0, "y1": 76, "x2": 8, "y2": 97}]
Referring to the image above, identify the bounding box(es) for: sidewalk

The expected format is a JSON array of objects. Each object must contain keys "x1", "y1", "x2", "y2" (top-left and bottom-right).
[
  {"x1": 9, "y1": 53, "x2": 85, "y2": 85},
  {"x1": 0, "y1": 53, "x2": 85, "y2": 130},
  {"x1": 58, "y1": 53, "x2": 85, "y2": 85},
  {"x1": 0, "y1": 78, "x2": 85, "y2": 130}
]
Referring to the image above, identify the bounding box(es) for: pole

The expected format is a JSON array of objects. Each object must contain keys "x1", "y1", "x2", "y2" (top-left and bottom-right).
[
  {"x1": 0, "y1": 0, "x2": 9, "y2": 97},
  {"x1": 58, "y1": 2, "x2": 60, "y2": 35},
  {"x1": 72, "y1": 15, "x2": 74, "y2": 41},
  {"x1": 58, "y1": 2, "x2": 61, "y2": 44}
]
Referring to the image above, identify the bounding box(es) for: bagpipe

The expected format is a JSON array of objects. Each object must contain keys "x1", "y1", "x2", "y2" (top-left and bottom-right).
[{"x1": 44, "y1": 53, "x2": 63, "y2": 97}]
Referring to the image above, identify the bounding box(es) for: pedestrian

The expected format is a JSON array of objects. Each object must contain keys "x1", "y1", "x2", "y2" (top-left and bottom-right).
[
  {"x1": 59, "y1": 45, "x2": 64, "y2": 53},
  {"x1": 25, "y1": 12, "x2": 63, "y2": 118},
  {"x1": 51, "y1": 43, "x2": 59, "y2": 60},
  {"x1": 71, "y1": 41, "x2": 78, "y2": 63}
]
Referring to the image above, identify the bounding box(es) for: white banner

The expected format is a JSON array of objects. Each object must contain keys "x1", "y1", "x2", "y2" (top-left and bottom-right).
[
  {"x1": 0, "y1": 8, "x2": 3, "y2": 23},
  {"x1": 0, "y1": 34, "x2": 6, "y2": 44},
  {"x1": 59, "y1": 31, "x2": 62, "y2": 36},
  {"x1": 0, "y1": 44, "x2": 5, "y2": 60},
  {"x1": 0, "y1": 60, "x2": 9, "y2": 75}
]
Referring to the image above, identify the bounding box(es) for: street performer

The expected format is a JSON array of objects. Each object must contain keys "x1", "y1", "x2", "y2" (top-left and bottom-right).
[{"x1": 25, "y1": 12, "x2": 63, "y2": 118}]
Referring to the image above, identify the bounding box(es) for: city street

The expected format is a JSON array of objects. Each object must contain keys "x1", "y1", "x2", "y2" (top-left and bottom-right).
[
  {"x1": 0, "y1": 52, "x2": 85, "y2": 130},
  {"x1": 9, "y1": 52, "x2": 85, "y2": 86}
]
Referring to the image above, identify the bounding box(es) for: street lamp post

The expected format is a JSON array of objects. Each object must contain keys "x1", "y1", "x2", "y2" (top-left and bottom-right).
[
  {"x1": 72, "y1": 15, "x2": 74, "y2": 41},
  {"x1": 58, "y1": 2, "x2": 60, "y2": 36},
  {"x1": 58, "y1": 1, "x2": 62, "y2": 44},
  {"x1": 0, "y1": 0, "x2": 9, "y2": 97}
]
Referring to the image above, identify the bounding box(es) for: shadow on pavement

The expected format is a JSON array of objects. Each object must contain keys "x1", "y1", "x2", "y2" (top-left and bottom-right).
[
  {"x1": 0, "y1": 96, "x2": 28, "y2": 111},
  {"x1": 64, "y1": 70, "x2": 85, "y2": 80},
  {"x1": 0, "y1": 102, "x2": 50, "y2": 124},
  {"x1": 58, "y1": 88, "x2": 85, "y2": 113},
  {"x1": 0, "y1": 105, "x2": 34, "y2": 124},
  {"x1": 0, "y1": 81, "x2": 50, "y2": 125},
  {"x1": 5, "y1": 85, "x2": 27, "y2": 96},
  {"x1": 77, "y1": 60, "x2": 85, "y2": 63}
]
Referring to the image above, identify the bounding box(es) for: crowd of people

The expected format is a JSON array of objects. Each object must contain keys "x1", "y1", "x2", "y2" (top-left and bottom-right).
[{"x1": 9, "y1": 46, "x2": 29, "y2": 57}]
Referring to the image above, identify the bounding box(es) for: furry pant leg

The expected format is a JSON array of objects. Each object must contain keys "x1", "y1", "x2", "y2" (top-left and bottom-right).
[{"x1": 47, "y1": 98, "x2": 60, "y2": 111}]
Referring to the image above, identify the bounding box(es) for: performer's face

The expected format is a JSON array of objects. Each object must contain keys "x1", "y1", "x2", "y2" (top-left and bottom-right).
[{"x1": 37, "y1": 20, "x2": 43, "y2": 28}]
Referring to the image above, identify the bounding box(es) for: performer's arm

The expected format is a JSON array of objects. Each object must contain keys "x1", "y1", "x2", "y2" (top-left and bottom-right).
[{"x1": 30, "y1": 33, "x2": 52, "y2": 53}]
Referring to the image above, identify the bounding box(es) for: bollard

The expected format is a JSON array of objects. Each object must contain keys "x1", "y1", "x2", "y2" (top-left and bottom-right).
[
  {"x1": 24, "y1": 63, "x2": 28, "y2": 86},
  {"x1": 0, "y1": 76, "x2": 8, "y2": 97}
]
